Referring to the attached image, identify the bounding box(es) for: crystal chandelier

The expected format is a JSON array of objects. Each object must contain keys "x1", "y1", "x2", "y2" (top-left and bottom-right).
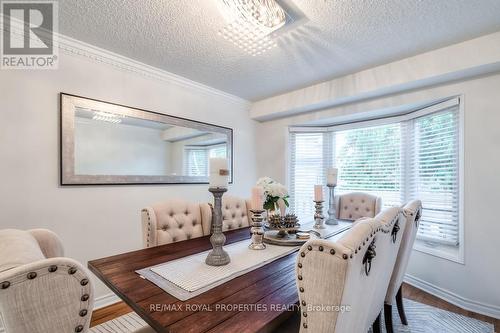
[{"x1": 217, "y1": 0, "x2": 286, "y2": 56}]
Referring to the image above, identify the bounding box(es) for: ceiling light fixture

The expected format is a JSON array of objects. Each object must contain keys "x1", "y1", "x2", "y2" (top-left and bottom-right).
[
  {"x1": 92, "y1": 111, "x2": 124, "y2": 124},
  {"x1": 217, "y1": 0, "x2": 286, "y2": 56}
]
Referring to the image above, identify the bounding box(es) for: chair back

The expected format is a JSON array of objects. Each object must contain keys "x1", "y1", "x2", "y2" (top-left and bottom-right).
[
  {"x1": 296, "y1": 207, "x2": 405, "y2": 332},
  {"x1": 385, "y1": 200, "x2": 422, "y2": 304},
  {"x1": 335, "y1": 192, "x2": 382, "y2": 221},
  {"x1": 200, "y1": 195, "x2": 251, "y2": 233},
  {"x1": 141, "y1": 199, "x2": 204, "y2": 247},
  {"x1": 0, "y1": 229, "x2": 94, "y2": 333}
]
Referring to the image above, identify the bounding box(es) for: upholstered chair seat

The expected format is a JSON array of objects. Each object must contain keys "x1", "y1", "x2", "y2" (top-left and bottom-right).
[
  {"x1": 200, "y1": 195, "x2": 252, "y2": 233},
  {"x1": 335, "y1": 192, "x2": 382, "y2": 221},
  {"x1": 384, "y1": 200, "x2": 423, "y2": 333},
  {"x1": 142, "y1": 199, "x2": 205, "y2": 247},
  {"x1": 0, "y1": 228, "x2": 154, "y2": 333},
  {"x1": 296, "y1": 207, "x2": 405, "y2": 333}
]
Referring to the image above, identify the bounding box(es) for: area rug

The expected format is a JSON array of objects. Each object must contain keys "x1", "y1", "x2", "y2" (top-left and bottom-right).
[
  {"x1": 89, "y1": 299, "x2": 494, "y2": 333},
  {"x1": 89, "y1": 312, "x2": 148, "y2": 333},
  {"x1": 370, "y1": 299, "x2": 493, "y2": 333}
]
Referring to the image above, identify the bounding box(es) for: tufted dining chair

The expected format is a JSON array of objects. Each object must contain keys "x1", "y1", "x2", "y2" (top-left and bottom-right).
[
  {"x1": 295, "y1": 207, "x2": 405, "y2": 333},
  {"x1": 200, "y1": 195, "x2": 252, "y2": 233},
  {"x1": 141, "y1": 199, "x2": 205, "y2": 248},
  {"x1": 335, "y1": 192, "x2": 383, "y2": 221},
  {"x1": 0, "y1": 228, "x2": 154, "y2": 333},
  {"x1": 384, "y1": 200, "x2": 423, "y2": 333}
]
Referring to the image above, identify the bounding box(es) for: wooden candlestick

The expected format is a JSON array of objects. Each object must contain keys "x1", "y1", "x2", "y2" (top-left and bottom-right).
[{"x1": 205, "y1": 187, "x2": 230, "y2": 266}]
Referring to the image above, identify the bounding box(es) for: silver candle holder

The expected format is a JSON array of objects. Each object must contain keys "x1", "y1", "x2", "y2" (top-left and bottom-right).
[
  {"x1": 248, "y1": 209, "x2": 266, "y2": 250},
  {"x1": 325, "y1": 184, "x2": 338, "y2": 225},
  {"x1": 205, "y1": 187, "x2": 231, "y2": 266},
  {"x1": 313, "y1": 200, "x2": 325, "y2": 229}
]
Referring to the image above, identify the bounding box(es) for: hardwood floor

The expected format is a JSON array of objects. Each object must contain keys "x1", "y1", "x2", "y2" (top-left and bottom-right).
[
  {"x1": 90, "y1": 301, "x2": 132, "y2": 327},
  {"x1": 402, "y1": 283, "x2": 499, "y2": 332},
  {"x1": 91, "y1": 282, "x2": 499, "y2": 331}
]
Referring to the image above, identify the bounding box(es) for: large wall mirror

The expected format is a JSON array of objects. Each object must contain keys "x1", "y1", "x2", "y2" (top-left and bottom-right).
[{"x1": 60, "y1": 93, "x2": 233, "y2": 185}]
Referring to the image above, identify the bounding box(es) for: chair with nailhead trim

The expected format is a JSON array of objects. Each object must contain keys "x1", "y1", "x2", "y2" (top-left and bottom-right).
[
  {"x1": 383, "y1": 200, "x2": 422, "y2": 333},
  {"x1": 335, "y1": 192, "x2": 382, "y2": 221},
  {"x1": 141, "y1": 199, "x2": 205, "y2": 247},
  {"x1": 200, "y1": 195, "x2": 252, "y2": 234},
  {"x1": 295, "y1": 207, "x2": 406, "y2": 333},
  {"x1": 0, "y1": 229, "x2": 154, "y2": 333}
]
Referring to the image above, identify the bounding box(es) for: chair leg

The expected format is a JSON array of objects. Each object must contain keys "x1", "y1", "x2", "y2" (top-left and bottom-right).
[
  {"x1": 384, "y1": 304, "x2": 394, "y2": 333},
  {"x1": 372, "y1": 311, "x2": 382, "y2": 333},
  {"x1": 396, "y1": 285, "x2": 408, "y2": 325}
]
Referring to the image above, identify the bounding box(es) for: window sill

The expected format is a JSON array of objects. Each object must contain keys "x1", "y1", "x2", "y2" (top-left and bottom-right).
[{"x1": 414, "y1": 239, "x2": 464, "y2": 265}]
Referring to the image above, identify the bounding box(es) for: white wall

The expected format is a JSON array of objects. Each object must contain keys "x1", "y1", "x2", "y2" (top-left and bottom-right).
[
  {"x1": 0, "y1": 50, "x2": 257, "y2": 301},
  {"x1": 75, "y1": 118, "x2": 171, "y2": 175},
  {"x1": 255, "y1": 73, "x2": 500, "y2": 317}
]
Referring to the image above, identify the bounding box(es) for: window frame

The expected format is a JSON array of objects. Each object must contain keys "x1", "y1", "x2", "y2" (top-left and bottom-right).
[
  {"x1": 288, "y1": 96, "x2": 464, "y2": 264},
  {"x1": 184, "y1": 143, "x2": 229, "y2": 177}
]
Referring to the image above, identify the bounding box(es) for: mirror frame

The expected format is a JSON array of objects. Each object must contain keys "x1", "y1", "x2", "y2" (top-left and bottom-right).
[{"x1": 60, "y1": 93, "x2": 233, "y2": 185}]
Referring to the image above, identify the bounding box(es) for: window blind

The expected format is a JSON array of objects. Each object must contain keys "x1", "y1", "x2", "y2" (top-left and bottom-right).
[
  {"x1": 289, "y1": 132, "x2": 326, "y2": 221},
  {"x1": 209, "y1": 145, "x2": 227, "y2": 158},
  {"x1": 184, "y1": 148, "x2": 208, "y2": 176},
  {"x1": 184, "y1": 144, "x2": 228, "y2": 176},
  {"x1": 334, "y1": 123, "x2": 403, "y2": 207},
  {"x1": 408, "y1": 108, "x2": 460, "y2": 245},
  {"x1": 289, "y1": 99, "x2": 461, "y2": 246}
]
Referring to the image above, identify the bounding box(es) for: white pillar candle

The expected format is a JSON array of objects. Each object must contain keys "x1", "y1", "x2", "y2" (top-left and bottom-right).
[
  {"x1": 251, "y1": 186, "x2": 264, "y2": 210},
  {"x1": 209, "y1": 158, "x2": 229, "y2": 188},
  {"x1": 327, "y1": 167, "x2": 338, "y2": 186},
  {"x1": 314, "y1": 185, "x2": 323, "y2": 201}
]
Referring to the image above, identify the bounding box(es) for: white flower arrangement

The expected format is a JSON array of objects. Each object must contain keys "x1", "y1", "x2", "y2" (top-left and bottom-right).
[{"x1": 256, "y1": 177, "x2": 289, "y2": 211}]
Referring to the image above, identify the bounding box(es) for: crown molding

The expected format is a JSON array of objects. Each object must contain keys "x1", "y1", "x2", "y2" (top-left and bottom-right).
[
  {"x1": 0, "y1": 14, "x2": 250, "y2": 108},
  {"x1": 57, "y1": 33, "x2": 251, "y2": 107}
]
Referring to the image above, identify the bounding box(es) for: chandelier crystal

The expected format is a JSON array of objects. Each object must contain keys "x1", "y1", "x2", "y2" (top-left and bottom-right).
[{"x1": 218, "y1": 0, "x2": 286, "y2": 56}]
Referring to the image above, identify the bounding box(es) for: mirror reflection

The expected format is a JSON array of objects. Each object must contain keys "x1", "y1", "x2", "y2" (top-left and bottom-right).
[{"x1": 61, "y1": 94, "x2": 232, "y2": 185}]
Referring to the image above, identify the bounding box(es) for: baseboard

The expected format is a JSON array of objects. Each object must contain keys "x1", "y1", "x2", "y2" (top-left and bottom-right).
[
  {"x1": 404, "y1": 274, "x2": 500, "y2": 319},
  {"x1": 94, "y1": 293, "x2": 121, "y2": 309}
]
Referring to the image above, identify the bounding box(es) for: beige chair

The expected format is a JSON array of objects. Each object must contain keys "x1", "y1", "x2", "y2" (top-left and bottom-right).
[
  {"x1": 335, "y1": 192, "x2": 382, "y2": 221},
  {"x1": 141, "y1": 199, "x2": 205, "y2": 247},
  {"x1": 384, "y1": 200, "x2": 423, "y2": 333},
  {"x1": 0, "y1": 229, "x2": 154, "y2": 333},
  {"x1": 295, "y1": 207, "x2": 405, "y2": 333},
  {"x1": 200, "y1": 195, "x2": 252, "y2": 233}
]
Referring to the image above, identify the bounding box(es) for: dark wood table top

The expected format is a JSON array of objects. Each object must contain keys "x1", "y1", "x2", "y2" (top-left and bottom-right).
[{"x1": 88, "y1": 227, "x2": 344, "y2": 333}]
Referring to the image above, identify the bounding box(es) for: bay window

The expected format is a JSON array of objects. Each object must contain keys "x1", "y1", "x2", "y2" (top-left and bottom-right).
[{"x1": 289, "y1": 98, "x2": 463, "y2": 261}]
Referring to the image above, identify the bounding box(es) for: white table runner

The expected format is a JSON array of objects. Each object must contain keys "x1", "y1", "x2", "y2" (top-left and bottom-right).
[
  {"x1": 136, "y1": 221, "x2": 351, "y2": 301},
  {"x1": 137, "y1": 241, "x2": 298, "y2": 300}
]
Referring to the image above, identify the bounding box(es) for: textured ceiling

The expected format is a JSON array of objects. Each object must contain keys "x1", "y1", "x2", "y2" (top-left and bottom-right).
[{"x1": 59, "y1": 0, "x2": 500, "y2": 101}]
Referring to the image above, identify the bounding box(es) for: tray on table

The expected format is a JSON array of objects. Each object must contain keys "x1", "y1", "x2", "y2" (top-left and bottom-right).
[{"x1": 263, "y1": 220, "x2": 351, "y2": 246}]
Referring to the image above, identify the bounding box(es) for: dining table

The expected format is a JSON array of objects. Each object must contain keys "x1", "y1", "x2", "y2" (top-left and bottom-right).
[{"x1": 88, "y1": 222, "x2": 351, "y2": 333}]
